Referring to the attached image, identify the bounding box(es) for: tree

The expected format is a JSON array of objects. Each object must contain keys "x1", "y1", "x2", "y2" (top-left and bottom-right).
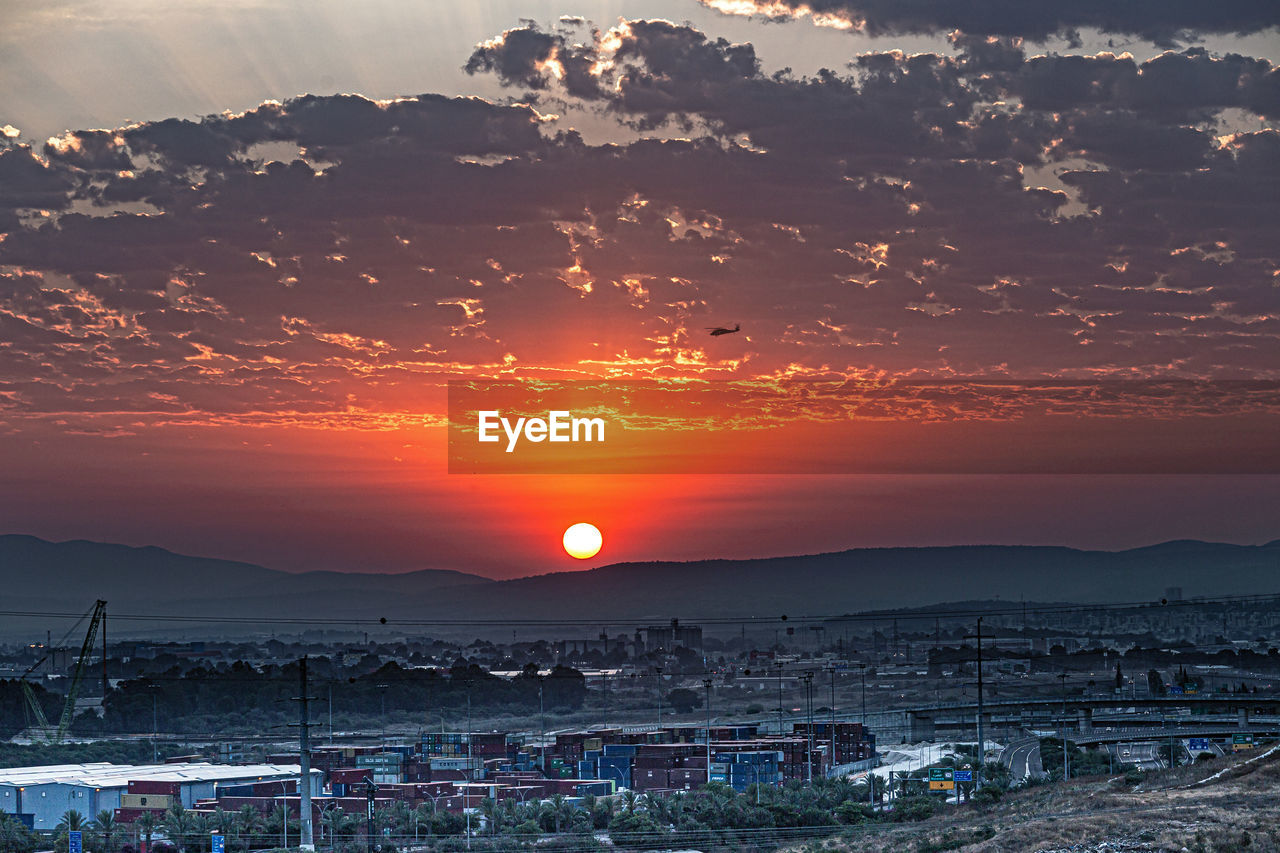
[
  {"x1": 321, "y1": 807, "x2": 359, "y2": 853},
  {"x1": 57, "y1": 812, "x2": 88, "y2": 833},
  {"x1": 160, "y1": 804, "x2": 193, "y2": 853},
  {"x1": 0, "y1": 813, "x2": 39, "y2": 853},
  {"x1": 1147, "y1": 669, "x2": 1165, "y2": 695},
  {"x1": 665, "y1": 688, "x2": 701, "y2": 714},
  {"x1": 91, "y1": 811, "x2": 124, "y2": 853},
  {"x1": 134, "y1": 814, "x2": 158, "y2": 853},
  {"x1": 538, "y1": 795, "x2": 573, "y2": 834},
  {"x1": 234, "y1": 807, "x2": 260, "y2": 852}
]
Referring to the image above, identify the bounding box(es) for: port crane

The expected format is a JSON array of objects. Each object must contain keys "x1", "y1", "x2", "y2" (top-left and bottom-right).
[{"x1": 19, "y1": 600, "x2": 107, "y2": 743}]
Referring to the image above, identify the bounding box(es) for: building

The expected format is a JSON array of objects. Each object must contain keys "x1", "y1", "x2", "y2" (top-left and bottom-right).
[
  {"x1": 0, "y1": 763, "x2": 322, "y2": 830},
  {"x1": 639, "y1": 619, "x2": 703, "y2": 653}
]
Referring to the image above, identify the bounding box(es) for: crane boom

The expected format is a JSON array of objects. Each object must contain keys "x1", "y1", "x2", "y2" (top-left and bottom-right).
[
  {"x1": 18, "y1": 647, "x2": 54, "y2": 736},
  {"x1": 55, "y1": 600, "x2": 107, "y2": 741},
  {"x1": 20, "y1": 677, "x2": 52, "y2": 733}
]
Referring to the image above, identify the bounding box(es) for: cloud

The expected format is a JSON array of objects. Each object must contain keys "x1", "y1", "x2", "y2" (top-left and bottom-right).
[
  {"x1": 698, "y1": 0, "x2": 1280, "y2": 46},
  {"x1": 0, "y1": 20, "x2": 1276, "y2": 436}
]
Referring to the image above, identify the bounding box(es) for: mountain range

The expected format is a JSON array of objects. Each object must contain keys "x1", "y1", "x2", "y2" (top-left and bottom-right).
[{"x1": 0, "y1": 534, "x2": 1277, "y2": 637}]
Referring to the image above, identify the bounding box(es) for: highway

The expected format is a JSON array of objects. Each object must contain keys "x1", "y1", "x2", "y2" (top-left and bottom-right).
[
  {"x1": 1000, "y1": 736, "x2": 1045, "y2": 780},
  {"x1": 1107, "y1": 741, "x2": 1161, "y2": 771}
]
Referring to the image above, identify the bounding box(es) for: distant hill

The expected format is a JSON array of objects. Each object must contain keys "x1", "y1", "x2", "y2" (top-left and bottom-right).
[
  {"x1": 429, "y1": 540, "x2": 1280, "y2": 622},
  {"x1": 0, "y1": 534, "x2": 492, "y2": 629},
  {"x1": 0, "y1": 535, "x2": 1276, "y2": 635}
]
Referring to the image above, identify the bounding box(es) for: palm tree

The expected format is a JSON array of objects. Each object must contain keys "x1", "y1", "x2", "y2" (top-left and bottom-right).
[
  {"x1": 264, "y1": 804, "x2": 292, "y2": 850},
  {"x1": 91, "y1": 810, "x2": 123, "y2": 853},
  {"x1": 56, "y1": 810, "x2": 89, "y2": 853},
  {"x1": 134, "y1": 813, "x2": 158, "y2": 853},
  {"x1": 206, "y1": 809, "x2": 235, "y2": 853},
  {"x1": 546, "y1": 794, "x2": 571, "y2": 834},
  {"x1": 411, "y1": 804, "x2": 434, "y2": 843},
  {"x1": 184, "y1": 814, "x2": 211, "y2": 853},
  {"x1": 160, "y1": 803, "x2": 191, "y2": 853},
  {"x1": 235, "y1": 806, "x2": 260, "y2": 852},
  {"x1": 321, "y1": 806, "x2": 358, "y2": 852}
]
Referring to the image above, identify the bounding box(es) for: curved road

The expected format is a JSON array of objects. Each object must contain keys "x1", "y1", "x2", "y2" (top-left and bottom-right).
[{"x1": 1001, "y1": 736, "x2": 1045, "y2": 780}]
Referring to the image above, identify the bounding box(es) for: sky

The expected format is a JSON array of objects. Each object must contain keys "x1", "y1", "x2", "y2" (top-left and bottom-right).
[{"x1": 0, "y1": 0, "x2": 1278, "y2": 577}]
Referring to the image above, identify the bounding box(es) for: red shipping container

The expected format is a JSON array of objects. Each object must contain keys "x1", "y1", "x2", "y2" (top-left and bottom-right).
[{"x1": 128, "y1": 781, "x2": 181, "y2": 796}]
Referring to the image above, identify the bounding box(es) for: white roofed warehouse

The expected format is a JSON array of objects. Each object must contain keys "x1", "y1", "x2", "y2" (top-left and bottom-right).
[{"x1": 0, "y1": 763, "x2": 321, "y2": 831}]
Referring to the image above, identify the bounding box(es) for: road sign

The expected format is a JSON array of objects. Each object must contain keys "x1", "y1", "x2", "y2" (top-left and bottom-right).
[
  {"x1": 1188, "y1": 738, "x2": 1211, "y2": 752},
  {"x1": 212, "y1": 835, "x2": 225, "y2": 853},
  {"x1": 1168, "y1": 685, "x2": 1183, "y2": 694},
  {"x1": 1232, "y1": 733, "x2": 1254, "y2": 750},
  {"x1": 953, "y1": 770, "x2": 973, "y2": 782},
  {"x1": 68, "y1": 831, "x2": 82, "y2": 853},
  {"x1": 927, "y1": 768, "x2": 954, "y2": 790}
]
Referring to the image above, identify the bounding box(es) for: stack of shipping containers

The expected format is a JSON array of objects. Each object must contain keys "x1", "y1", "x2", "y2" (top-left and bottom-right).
[{"x1": 709, "y1": 750, "x2": 783, "y2": 792}]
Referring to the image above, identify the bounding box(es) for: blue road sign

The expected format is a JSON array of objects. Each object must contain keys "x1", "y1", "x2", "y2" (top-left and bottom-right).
[
  {"x1": 1188, "y1": 738, "x2": 1211, "y2": 751},
  {"x1": 69, "y1": 831, "x2": 82, "y2": 853},
  {"x1": 953, "y1": 770, "x2": 973, "y2": 782},
  {"x1": 212, "y1": 835, "x2": 225, "y2": 853},
  {"x1": 1168, "y1": 685, "x2": 1183, "y2": 694}
]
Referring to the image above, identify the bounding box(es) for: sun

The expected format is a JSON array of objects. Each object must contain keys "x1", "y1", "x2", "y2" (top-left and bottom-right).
[{"x1": 563, "y1": 522, "x2": 603, "y2": 559}]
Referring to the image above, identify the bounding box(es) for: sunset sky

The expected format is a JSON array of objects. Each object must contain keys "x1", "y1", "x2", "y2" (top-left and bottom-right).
[{"x1": 1, "y1": 1, "x2": 1278, "y2": 577}]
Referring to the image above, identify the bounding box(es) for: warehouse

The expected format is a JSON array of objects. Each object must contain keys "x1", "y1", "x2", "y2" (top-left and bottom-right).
[{"x1": 0, "y1": 762, "x2": 322, "y2": 830}]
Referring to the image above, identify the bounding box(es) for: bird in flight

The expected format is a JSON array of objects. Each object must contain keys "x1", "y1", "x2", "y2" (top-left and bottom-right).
[{"x1": 706, "y1": 323, "x2": 741, "y2": 337}]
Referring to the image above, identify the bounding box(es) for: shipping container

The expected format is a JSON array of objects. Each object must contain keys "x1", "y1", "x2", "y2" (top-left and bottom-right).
[{"x1": 128, "y1": 780, "x2": 181, "y2": 796}]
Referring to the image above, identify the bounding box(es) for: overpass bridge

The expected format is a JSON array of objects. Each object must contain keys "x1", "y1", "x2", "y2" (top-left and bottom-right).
[
  {"x1": 899, "y1": 694, "x2": 1280, "y2": 741},
  {"x1": 1000, "y1": 725, "x2": 1271, "y2": 779}
]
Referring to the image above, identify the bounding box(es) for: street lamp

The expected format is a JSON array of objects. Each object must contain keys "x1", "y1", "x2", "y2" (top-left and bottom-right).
[{"x1": 603, "y1": 764, "x2": 628, "y2": 792}]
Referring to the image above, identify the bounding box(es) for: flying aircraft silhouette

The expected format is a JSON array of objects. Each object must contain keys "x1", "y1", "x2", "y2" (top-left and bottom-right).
[{"x1": 706, "y1": 323, "x2": 741, "y2": 337}]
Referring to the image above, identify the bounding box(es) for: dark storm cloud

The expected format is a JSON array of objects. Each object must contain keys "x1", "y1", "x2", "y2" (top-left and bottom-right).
[
  {"x1": 0, "y1": 19, "x2": 1277, "y2": 432},
  {"x1": 699, "y1": 0, "x2": 1280, "y2": 46}
]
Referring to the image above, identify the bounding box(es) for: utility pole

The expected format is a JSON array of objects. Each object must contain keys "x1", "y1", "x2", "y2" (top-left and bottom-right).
[
  {"x1": 703, "y1": 678, "x2": 713, "y2": 786},
  {"x1": 466, "y1": 691, "x2": 473, "y2": 850},
  {"x1": 101, "y1": 604, "x2": 108, "y2": 705},
  {"x1": 291, "y1": 656, "x2": 316, "y2": 851},
  {"x1": 861, "y1": 660, "x2": 872, "y2": 805},
  {"x1": 776, "y1": 662, "x2": 784, "y2": 735},
  {"x1": 964, "y1": 618, "x2": 986, "y2": 790},
  {"x1": 363, "y1": 776, "x2": 377, "y2": 853},
  {"x1": 1059, "y1": 671, "x2": 1070, "y2": 781},
  {"x1": 655, "y1": 667, "x2": 663, "y2": 728},
  {"x1": 829, "y1": 668, "x2": 836, "y2": 745},
  {"x1": 803, "y1": 670, "x2": 815, "y2": 785},
  {"x1": 539, "y1": 683, "x2": 546, "y2": 763}
]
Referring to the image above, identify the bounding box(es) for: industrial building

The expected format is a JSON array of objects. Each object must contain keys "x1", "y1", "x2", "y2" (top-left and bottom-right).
[
  {"x1": 0, "y1": 762, "x2": 321, "y2": 830},
  {"x1": 636, "y1": 618, "x2": 703, "y2": 654}
]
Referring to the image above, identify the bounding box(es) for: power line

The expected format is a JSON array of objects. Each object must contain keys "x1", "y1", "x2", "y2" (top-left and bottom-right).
[{"x1": 0, "y1": 589, "x2": 1277, "y2": 630}]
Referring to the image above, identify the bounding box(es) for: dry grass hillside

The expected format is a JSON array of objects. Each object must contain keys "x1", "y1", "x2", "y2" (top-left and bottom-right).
[{"x1": 789, "y1": 745, "x2": 1280, "y2": 853}]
